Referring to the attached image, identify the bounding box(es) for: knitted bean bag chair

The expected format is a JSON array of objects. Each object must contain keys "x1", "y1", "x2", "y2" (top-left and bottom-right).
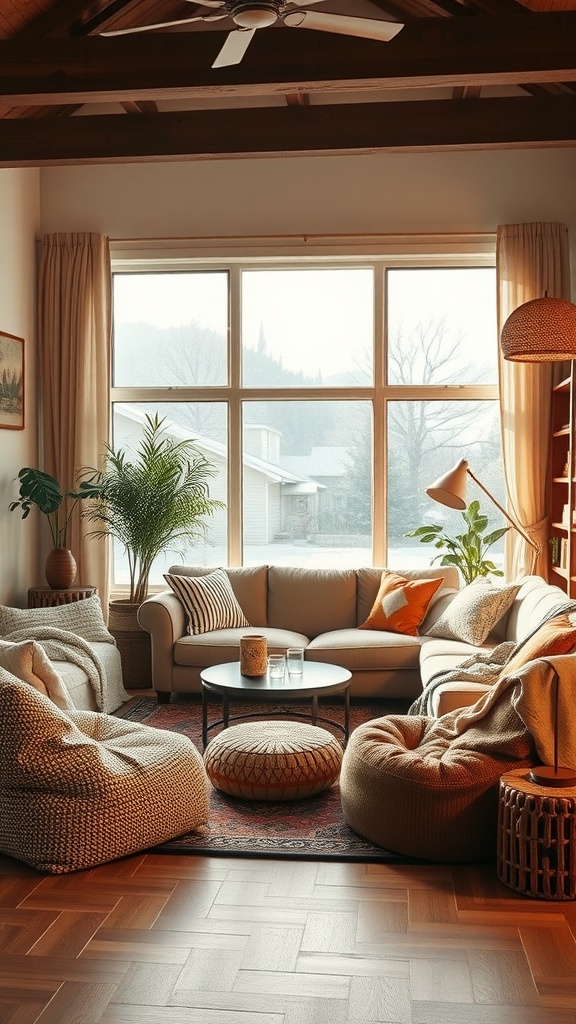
[
  {"x1": 340, "y1": 656, "x2": 576, "y2": 863},
  {"x1": 0, "y1": 668, "x2": 210, "y2": 873}
]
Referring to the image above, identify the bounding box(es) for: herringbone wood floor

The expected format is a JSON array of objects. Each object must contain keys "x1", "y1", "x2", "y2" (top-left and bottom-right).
[{"x1": 1, "y1": 849, "x2": 575, "y2": 1024}]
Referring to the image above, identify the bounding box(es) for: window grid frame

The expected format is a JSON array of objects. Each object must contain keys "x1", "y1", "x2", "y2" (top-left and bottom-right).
[{"x1": 110, "y1": 250, "x2": 499, "y2": 579}]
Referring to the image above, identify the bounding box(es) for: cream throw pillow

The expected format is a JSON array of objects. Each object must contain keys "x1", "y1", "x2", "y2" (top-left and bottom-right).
[
  {"x1": 0, "y1": 639, "x2": 75, "y2": 710},
  {"x1": 425, "y1": 578, "x2": 520, "y2": 646}
]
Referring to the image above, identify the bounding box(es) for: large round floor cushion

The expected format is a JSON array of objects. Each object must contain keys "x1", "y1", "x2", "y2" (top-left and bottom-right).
[
  {"x1": 203, "y1": 721, "x2": 343, "y2": 800},
  {"x1": 340, "y1": 715, "x2": 513, "y2": 863},
  {"x1": 0, "y1": 669, "x2": 210, "y2": 874}
]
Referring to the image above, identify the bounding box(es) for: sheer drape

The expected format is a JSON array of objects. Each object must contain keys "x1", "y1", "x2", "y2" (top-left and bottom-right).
[
  {"x1": 497, "y1": 222, "x2": 572, "y2": 581},
  {"x1": 38, "y1": 233, "x2": 111, "y2": 609}
]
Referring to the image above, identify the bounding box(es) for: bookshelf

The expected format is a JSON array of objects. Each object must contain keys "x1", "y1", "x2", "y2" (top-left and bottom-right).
[{"x1": 548, "y1": 365, "x2": 575, "y2": 597}]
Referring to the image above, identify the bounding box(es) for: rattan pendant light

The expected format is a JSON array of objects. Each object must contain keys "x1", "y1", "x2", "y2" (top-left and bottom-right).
[{"x1": 501, "y1": 294, "x2": 576, "y2": 362}]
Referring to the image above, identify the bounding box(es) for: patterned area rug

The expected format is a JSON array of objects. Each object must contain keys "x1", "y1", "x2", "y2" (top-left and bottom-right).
[{"x1": 118, "y1": 694, "x2": 420, "y2": 863}]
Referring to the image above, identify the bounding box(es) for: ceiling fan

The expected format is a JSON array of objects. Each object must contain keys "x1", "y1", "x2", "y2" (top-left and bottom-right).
[{"x1": 101, "y1": 0, "x2": 404, "y2": 69}]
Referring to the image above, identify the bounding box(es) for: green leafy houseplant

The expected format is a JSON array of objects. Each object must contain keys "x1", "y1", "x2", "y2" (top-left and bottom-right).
[
  {"x1": 405, "y1": 500, "x2": 509, "y2": 585},
  {"x1": 80, "y1": 413, "x2": 224, "y2": 605},
  {"x1": 9, "y1": 467, "x2": 89, "y2": 549}
]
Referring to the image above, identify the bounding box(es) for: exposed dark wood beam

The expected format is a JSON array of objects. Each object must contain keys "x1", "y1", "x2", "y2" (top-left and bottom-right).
[
  {"x1": 285, "y1": 92, "x2": 311, "y2": 106},
  {"x1": 1, "y1": 94, "x2": 575, "y2": 166},
  {"x1": 452, "y1": 84, "x2": 482, "y2": 99},
  {"x1": 2, "y1": 13, "x2": 576, "y2": 106},
  {"x1": 120, "y1": 100, "x2": 159, "y2": 113}
]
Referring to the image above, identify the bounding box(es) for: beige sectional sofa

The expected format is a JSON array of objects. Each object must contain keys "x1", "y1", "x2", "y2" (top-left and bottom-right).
[
  {"x1": 138, "y1": 564, "x2": 573, "y2": 708},
  {"x1": 139, "y1": 563, "x2": 459, "y2": 702}
]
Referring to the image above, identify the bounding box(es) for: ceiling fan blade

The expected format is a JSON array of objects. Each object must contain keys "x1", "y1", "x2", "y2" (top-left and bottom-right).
[
  {"x1": 188, "y1": 0, "x2": 226, "y2": 6},
  {"x1": 101, "y1": 13, "x2": 224, "y2": 36},
  {"x1": 283, "y1": 11, "x2": 403, "y2": 42},
  {"x1": 288, "y1": 0, "x2": 331, "y2": 6},
  {"x1": 212, "y1": 29, "x2": 256, "y2": 68}
]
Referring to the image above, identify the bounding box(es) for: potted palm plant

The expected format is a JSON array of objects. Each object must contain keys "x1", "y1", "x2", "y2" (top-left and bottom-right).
[
  {"x1": 9, "y1": 467, "x2": 90, "y2": 588},
  {"x1": 80, "y1": 413, "x2": 224, "y2": 685}
]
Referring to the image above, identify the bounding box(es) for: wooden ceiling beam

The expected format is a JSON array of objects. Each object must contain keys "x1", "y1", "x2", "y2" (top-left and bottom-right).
[
  {"x1": 1, "y1": 13, "x2": 576, "y2": 105},
  {"x1": 1, "y1": 94, "x2": 575, "y2": 165}
]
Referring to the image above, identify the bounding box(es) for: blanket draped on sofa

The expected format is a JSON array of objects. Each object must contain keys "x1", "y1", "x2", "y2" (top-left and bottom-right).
[
  {"x1": 411, "y1": 600, "x2": 576, "y2": 718},
  {"x1": 412, "y1": 654, "x2": 576, "y2": 770},
  {"x1": 3, "y1": 626, "x2": 129, "y2": 713}
]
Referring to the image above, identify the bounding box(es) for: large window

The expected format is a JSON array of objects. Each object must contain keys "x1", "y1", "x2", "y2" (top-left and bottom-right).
[{"x1": 110, "y1": 255, "x2": 502, "y2": 587}]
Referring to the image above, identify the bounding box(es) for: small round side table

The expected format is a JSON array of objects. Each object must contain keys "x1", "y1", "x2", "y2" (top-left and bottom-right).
[
  {"x1": 27, "y1": 585, "x2": 97, "y2": 609},
  {"x1": 497, "y1": 768, "x2": 576, "y2": 901}
]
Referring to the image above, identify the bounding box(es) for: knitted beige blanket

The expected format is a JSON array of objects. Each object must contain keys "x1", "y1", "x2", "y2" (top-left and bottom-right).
[
  {"x1": 422, "y1": 654, "x2": 576, "y2": 771},
  {"x1": 3, "y1": 626, "x2": 129, "y2": 713}
]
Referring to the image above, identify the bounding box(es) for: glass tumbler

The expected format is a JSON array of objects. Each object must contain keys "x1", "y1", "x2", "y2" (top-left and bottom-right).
[
  {"x1": 286, "y1": 647, "x2": 304, "y2": 676},
  {"x1": 267, "y1": 654, "x2": 286, "y2": 679}
]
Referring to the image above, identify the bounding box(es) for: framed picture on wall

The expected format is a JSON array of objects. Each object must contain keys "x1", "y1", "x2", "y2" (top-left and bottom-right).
[{"x1": 0, "y1": 331, "x2": 24, "y2": 430}]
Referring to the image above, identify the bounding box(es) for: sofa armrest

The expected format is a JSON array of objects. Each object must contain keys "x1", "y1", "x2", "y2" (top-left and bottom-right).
[
  {"x1": 432, "y1": 681, "x2": 491, "y2": 718},
  {"x1": 138, "y1": 591, "x2": 186, "y2": 693}
]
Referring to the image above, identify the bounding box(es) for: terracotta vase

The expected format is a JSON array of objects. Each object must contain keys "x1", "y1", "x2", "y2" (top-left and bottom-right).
[{"x1": 45, "y1": 548, "x2": 77, "y2": 589}]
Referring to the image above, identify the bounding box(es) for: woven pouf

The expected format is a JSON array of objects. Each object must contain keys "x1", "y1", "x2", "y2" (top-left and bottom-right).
[{"x1": 203, "y1": 721, "x2": 343, "y2": 801}]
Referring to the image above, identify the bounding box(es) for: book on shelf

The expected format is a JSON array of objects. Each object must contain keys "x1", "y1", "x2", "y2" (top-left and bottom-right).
[{"x1": 560, "y1": 537, "x2": 569, "y2": 570}]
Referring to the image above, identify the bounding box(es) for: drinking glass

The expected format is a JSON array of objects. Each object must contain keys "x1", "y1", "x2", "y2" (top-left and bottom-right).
[
  {"x1": 286, "y1": 647, "x2": 304, "y2": 676},
  {"x1": 267, "y1": 654, "x2": 286, "y2": 679}
]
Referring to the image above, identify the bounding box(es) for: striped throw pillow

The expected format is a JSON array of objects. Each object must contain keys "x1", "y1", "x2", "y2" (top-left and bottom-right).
[{"x1": 164, "y1": 569, "x2": 249, "y2": 636}]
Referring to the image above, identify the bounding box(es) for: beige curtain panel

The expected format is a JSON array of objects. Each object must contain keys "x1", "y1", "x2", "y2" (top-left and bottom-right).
[
  {"x1": 496, "y1": 222, "x2": 572, "y2": 582},
  {"x1": 38, "y1": 232, "x2": 111, "y2": 610}
]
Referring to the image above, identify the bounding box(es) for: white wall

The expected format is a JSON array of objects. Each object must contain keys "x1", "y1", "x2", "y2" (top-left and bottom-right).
[
  {"x1": 39, "y1": 149, "x2": 576, "y2": 248},
  {"x1": 0, "y1": 168, "x2": 41, "y2": 606}
]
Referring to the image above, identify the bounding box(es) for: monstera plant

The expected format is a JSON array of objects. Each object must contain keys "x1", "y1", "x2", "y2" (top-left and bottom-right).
[
  {"x1": 405, "y1": 500, "x2": 509, "y2": 585},
  {"x1": 9, "y1": 467, "x2": 91, "y2": 587}
]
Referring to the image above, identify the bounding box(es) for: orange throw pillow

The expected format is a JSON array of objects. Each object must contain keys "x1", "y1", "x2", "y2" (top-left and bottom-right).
[
  {"x1": 359, "y1": 570, "x2": 443, "y2": 636},
  {"x1": 499, "y1": 612, "x2": 576, "y2": 680}
]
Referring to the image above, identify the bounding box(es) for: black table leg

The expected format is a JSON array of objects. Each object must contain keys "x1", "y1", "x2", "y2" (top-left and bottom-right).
[{"x1": 202, "y1": 687, "x2": 208, "y2": 748}]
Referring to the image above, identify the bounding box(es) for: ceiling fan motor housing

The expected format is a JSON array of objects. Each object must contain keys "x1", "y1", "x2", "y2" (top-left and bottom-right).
[{"x1": 230, "y1": 0, "x2": 284, "y2": 29}]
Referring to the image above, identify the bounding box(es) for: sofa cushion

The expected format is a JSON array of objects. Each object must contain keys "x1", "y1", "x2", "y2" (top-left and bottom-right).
[
  {"x1": 356, "y1": 566, "x2": 459, "y2": 627},
  {"x1": 358, "y1": 570, "x2": 443, "y2": 636},
  {"x1": 426, "y1": 578, "x2": 520, "y2": 646},
  {"x1": 174, "y1": 627, "x2": 310, "y2": 668},
  {"x1": 169, "y1": 564, "x2": 268, "y2": 627},
  {"x1": 165, "y1": 569, "x2": 249, "y2": 635},
  {"x1": 306, "y1": 628, "x2": 422, "y2": 673},
  {"x1": 267, "y1": 566, "x2": 357, "y2": 638},
  {"x1": 419, "y1": 637, "x2": 489, "y2": 689}
]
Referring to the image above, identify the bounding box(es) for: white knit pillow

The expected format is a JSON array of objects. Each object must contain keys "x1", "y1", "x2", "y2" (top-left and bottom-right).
[
  {"x1": 0, "y1": 639, "x2": 75, "y2": 710},
  {"x1": 425, "y1": 578, "x2": 520, "y2": 646},
  {"x1": 164, "y1": 569, "x2": 249, "y2": 635}
]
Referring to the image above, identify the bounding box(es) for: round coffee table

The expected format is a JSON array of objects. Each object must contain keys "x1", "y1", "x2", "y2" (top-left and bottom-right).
[{"x1": 200, "y1": 660, "x2": 352, "y2": 749}]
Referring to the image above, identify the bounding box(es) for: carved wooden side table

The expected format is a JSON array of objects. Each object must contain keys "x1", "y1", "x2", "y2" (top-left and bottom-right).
[
  {"x1": 27, "y1": 585, "x2": 97, "y2": 609},
  {"x1": 497, "y1": 768, "x2": 576, "y2": 900}
]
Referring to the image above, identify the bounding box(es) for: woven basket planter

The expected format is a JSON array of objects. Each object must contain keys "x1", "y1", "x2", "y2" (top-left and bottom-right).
[{"x1": 108, "y1": 600, "x2": 151, "y2": 689}]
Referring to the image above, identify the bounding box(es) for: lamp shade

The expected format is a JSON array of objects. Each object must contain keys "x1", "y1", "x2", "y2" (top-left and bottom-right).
[
  {"x1": 426, "y1": 459, "x2": 468, "y2": 510},
  {"x1": 501, "y1": 295, "x2": 576, "y2": 362}
]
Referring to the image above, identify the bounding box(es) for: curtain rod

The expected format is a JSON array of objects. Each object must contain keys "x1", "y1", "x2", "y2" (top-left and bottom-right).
[{"x1": 110, "y1": 231, "x2": 496, "y2": 244}]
